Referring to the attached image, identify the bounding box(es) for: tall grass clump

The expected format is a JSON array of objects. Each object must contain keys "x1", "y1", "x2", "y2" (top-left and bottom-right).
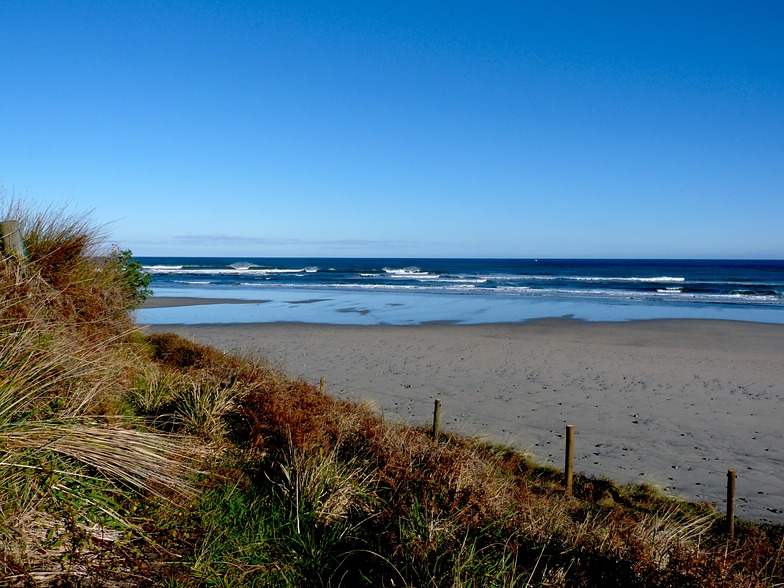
[
  {"x1": 0, "y1": 197, "x2": 199, "y2": 585},
  {"x1": 4, "y1": 200, "x2": 150, "y2": 331}
]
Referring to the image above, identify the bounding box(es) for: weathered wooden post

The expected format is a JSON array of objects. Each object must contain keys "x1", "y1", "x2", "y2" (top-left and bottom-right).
[
  {"x1": 564, "y1": 424, "x2": 575, "y2": 496},
  {"x1": 726, "y1": 469, "x2": 736, "y2": 538},
  {"x1": 431, "y1": 398, "x2": 441, "y2": 442},
  {"x1": 0, "y1": 220, "x2": 25, "y2": 259}
]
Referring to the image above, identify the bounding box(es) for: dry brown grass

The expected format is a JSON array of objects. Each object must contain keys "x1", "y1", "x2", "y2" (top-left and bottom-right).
[
  {"x1": 2, "y1": 200, "x2": 142, "y2": 336},
  {"x1": 222, "y1": 348, "x2": 783, "y2": 587},
  {"x1": 0, "y1": 200, "x2": 206, "y2": 585}
]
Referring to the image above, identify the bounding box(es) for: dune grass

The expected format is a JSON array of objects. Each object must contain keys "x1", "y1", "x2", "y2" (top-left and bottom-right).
[{"x1": 1, "y1": 199, "x2": 782, "y2": 586}]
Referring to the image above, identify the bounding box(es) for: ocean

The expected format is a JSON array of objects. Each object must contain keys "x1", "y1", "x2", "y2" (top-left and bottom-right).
[{"x1": 135, "y1": 257, "x2": 784, "y2": 325}]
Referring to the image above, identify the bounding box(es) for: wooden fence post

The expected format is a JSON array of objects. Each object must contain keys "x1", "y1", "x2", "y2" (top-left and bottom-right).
[
  {"x1": 726, "y1": 469, "x2": 736, "y2": 538},
  {"x1": 1, "y1": 220, "x2": 25, "y2": 259},
  {"x1": 564, "y1": 424, "x2": 575, "y2": 496},
  {"x1": 431, "y1": 398, "x2": 441, "y2": 442}
]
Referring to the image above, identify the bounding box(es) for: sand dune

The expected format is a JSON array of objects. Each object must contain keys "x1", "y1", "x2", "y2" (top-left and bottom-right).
[{"x1": 146, "y1": 318, "x2": 784, "y2": 522}]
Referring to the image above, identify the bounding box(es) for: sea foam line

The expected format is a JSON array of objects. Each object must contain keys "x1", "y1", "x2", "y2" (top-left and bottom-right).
[
  {"x1": 229, "y1": 281, "x2": 783, "y2": 304},
  {"x1": 145, "y1": 267, "x2": 309, "y2": 275}
]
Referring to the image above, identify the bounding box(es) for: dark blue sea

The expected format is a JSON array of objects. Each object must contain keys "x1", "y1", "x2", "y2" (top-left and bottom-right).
[{"x1": 135, "y1": 258, "x2": 784, "y2": 325}]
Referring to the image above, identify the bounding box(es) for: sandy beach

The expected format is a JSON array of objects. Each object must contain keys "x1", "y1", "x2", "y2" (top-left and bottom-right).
[{"x1": 145, "y1": 314, "x2": 784, "y2": 522}]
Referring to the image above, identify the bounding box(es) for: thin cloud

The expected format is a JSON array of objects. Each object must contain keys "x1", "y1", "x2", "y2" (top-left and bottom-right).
[
  {"x1": 172, "y1": 234, "x2": 430, "y2": 250},
  {"x1": 174, "y1": 234, "x2": 304, "y2": 245},
  {"x1": 319, "y1": 238, "x2": 427, "y2": 250}
]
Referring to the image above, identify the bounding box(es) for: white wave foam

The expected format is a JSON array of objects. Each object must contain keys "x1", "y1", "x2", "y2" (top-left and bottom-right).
[
  {"x1": 490, "y1": 285, "x2": 781, "y2": 305},
  {"x1": 506, "y1": 274, "x2": 686, "y2": 283},
  {"x1": 383, "y1": 267, "x2": 437, "y2": 278},
  {"x1": 229, "y1": 262, "x2": 259, "y2": 270},
  {"x1": 145, "y1": 265, "x2": 184, "y2": 271},
  {"x1": 264, "y1": 268, "x2": 308, "y2": 274},
  {"x1": 149, "y1": 267, "x2": 308, "y2": 275},
  {"x1": 440, "y1": 278, "x2": 488, "y2": 284},
  {"x1": 573, "y1": 276, "x2": 686, "y2": 283},
  {"x1": 537, "y1": 275, "x2": 685, "y2": 283}
]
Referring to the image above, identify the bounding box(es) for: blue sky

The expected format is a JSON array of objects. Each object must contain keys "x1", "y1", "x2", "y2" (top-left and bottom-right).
[{"x1": 2, "y1": 1, "x2": 783, "y2": 258}]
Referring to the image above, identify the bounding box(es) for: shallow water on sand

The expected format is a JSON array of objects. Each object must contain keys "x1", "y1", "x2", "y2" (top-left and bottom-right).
[{"x1": 136, "y1": 286, "x2": 784, "y2": 325}]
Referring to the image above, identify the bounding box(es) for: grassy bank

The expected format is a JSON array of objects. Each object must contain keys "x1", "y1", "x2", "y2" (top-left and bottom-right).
[{"x1": 1, "y1": 203, "x2": 782, "y2": 587}]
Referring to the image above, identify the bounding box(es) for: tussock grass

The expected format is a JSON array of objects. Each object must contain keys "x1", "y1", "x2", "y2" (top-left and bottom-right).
[
  {"x1": 1, "y1": 195, "x2": 782, "y2": 586},
  {"x1": 174, "y1": 379, "x2": 240, "y2": 439},
  {"x1": 2, "y1": 423, "x2": 199, "y2": 501},
  {"x1": 126, "y1": 365, "x2": 181, "y2": 416},
  {"x1": 0, "y1": 198, "x2": 202, "y2": 585}
]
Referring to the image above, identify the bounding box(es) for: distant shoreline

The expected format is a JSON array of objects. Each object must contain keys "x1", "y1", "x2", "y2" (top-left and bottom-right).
[{"x1": 141, "y1": 296, "x2": 272, "y2": 308}]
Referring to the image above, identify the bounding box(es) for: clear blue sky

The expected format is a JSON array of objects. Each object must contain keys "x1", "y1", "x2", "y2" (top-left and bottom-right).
[{"x1": 2, "y1": 1, "x2": 783, "y2": 258}]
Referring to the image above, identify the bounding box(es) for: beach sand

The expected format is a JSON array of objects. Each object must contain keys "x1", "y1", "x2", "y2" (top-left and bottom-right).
[{"x1": 145, "y1": 315, "x2": 784, "y2": 522}]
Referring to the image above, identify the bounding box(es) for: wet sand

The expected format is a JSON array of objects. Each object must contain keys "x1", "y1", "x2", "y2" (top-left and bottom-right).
[
  {"x1": 141, "y1": 296, "x2": 271, "y2": 308},
  {"x1": 144, "y1": 316, "x2": 784, "y2": 522}
]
